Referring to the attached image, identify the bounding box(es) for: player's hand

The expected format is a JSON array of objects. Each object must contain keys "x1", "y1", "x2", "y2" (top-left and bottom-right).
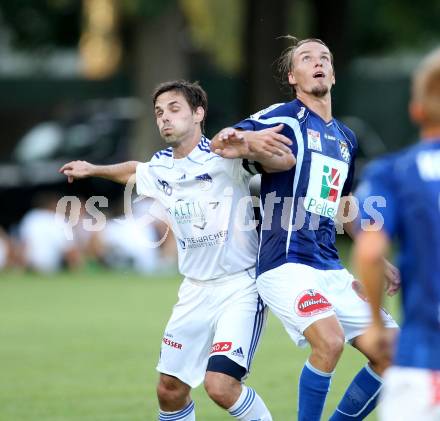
[
  {"x1": 357, "y1": 324, "x2": 395, "y2": 364},
  {"x1": 245, "y1": 124, "x2": 293, "y2": 158},
  {"x1": 212, "y1": 128, "x2": 250, "y2": 159},
  {"x1": 383, "y1": 259, "x2": 401, "y2": 296},
  {"x1": 59, "y1": 160, "x2": 95, "y2": 183}
]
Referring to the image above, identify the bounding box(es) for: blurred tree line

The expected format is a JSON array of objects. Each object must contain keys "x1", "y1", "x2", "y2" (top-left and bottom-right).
[{"x1": 1, "y1": 0, "x2": 439, "y2": 157}]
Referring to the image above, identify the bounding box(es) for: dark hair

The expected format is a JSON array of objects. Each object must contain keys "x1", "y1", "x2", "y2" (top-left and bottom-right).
[
  {"x1": 277, "y1": 36, "x2": 333, "y2": 96},
  {"x1": 152, "y1": 80, "x2": 208, "y2": 132}
]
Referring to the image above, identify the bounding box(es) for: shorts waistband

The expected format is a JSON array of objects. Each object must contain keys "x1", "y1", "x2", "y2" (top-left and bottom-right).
[{"x1": 185, "y1": 266, "x2": 255, "y2": 286}]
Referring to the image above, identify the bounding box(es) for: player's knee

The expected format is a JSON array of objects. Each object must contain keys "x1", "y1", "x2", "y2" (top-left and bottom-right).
[
  {"x1": 204, "y1": 371, "x2": 240, "y2": 408},
  {"x1": 156, "y1": 375, "x2": 189, "y2": 406},
  {"x1": 367, "y1": 353, "x2": 392, "y2": 376},
  {"x1": 204, "y1": 356, "x2": 244, "y2": 408},
  {"x1": 316, "y1": 334, "x2": 344, "y2": 362}
]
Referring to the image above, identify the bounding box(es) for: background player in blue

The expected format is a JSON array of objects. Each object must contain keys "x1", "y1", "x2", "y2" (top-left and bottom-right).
[
  {"x1": 60, "y1": 80, "x2": 295, "y2": 421},
  {"x1": 354, "y1": 48, "x2": 440, "y2": 420},
  {"x1": 211, "y1": 37, "x2": 399, "y2": 420}
]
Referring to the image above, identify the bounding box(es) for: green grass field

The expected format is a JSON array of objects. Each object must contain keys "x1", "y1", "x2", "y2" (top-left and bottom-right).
[{"x1": 0, "y1": 244, "x2": 398, "y2": 420}]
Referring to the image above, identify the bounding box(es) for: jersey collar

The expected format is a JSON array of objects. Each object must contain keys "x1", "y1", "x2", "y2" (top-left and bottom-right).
[
  {"x1": 173, "y1": 135, "x2": 213, "y2": 167},
  {"x1": 295, "y1": 99, "x2": 334, "y2": 126}
]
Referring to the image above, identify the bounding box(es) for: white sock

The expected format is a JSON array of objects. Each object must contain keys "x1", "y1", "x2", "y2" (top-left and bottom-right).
[
  {"x1": 228, "y1": 385, "x2": 272, "y2": 420},
  {"x1": 159, "y1": 400, "x2": 195, "y2": 421}
]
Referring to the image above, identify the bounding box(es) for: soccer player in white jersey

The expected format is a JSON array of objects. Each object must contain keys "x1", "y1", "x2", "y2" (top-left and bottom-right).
[
  {"x1": 59, "y1": 80, "x2": 294, "y2": 421},
  {"x1": 211, "y1": 38, "x2": 400, "y2": 420},
  {"x1": 355, "y1": 48, "x2": 440, "y2": 421}
]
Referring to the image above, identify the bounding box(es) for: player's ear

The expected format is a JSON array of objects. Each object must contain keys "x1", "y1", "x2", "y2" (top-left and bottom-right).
[
  {"x1": 194, "y1": 106, "x2": 205, "y2": 124},
  {"x1": 288, "y1": 71, "x2": 296, "y2": 86},
  {"x1": 409, "y1": 100, "x2": 424, "y2": 124}
]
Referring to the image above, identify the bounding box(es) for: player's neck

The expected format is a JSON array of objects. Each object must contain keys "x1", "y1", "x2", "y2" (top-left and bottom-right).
[
  {"x1": 172, "y1": 128, "x2": 203, "y2": 159},
  {"x1": 421, "y1": 125, "x2": 440, "y2": 142},
  {"x1": 297, "y1": 92, "x2": 332, "y2": 123}
]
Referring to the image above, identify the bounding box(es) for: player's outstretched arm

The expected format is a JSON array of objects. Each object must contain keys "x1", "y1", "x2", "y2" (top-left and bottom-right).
[
  {"x1": 211, "y1": 124, "x2": 296, "y2": 172},
  {"x1": 59, "y1": 160, "x2": 140, "y2": 185}
]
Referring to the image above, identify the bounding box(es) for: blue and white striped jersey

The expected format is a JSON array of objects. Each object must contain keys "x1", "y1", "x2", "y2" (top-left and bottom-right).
[
  {"x1": 136, "y1": 136, "x2": 259, "y2": 281},
  {"x1": 235, "y1": 99, "x2": 357, "y2": 276}
]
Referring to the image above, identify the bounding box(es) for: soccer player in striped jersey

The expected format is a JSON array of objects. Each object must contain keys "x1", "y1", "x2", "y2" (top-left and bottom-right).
[
  {"x1": 211, "y1": 38, "x2": 399, "y2": 420},
  {"x1": 60, "y1": 80, "x2": 294, "y2": 421},
  {"x1": 355, "y1": 47, "x2": 440, "y2": 420}
]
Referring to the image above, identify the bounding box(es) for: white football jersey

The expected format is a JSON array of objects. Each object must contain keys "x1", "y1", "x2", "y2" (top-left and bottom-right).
[{"x1": 136, "y1": 136, "x2": 259, "y2": 281}]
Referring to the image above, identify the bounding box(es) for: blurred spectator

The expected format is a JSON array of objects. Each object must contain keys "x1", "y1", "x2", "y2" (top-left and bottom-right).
[
  {"x1": 19, "y1": 192, "x2": 82, "y2": 273},
  {"x1": 92, "y1": 196, "x2": 177, "y2": 273},
  {"x1": 0, "y1": 226, "x2": 12, "y2": 269}
]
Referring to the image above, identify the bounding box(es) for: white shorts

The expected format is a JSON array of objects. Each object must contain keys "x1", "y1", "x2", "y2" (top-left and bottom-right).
[
  {"x1": 256, "y1": 262, "x2": 397, "y2": 347},
  {"x1": 157, "y1": 268, "x2": 267, "y2": 388},
  {"x1": 379, "y1": 366, "x2": 440, "y2": 421}
]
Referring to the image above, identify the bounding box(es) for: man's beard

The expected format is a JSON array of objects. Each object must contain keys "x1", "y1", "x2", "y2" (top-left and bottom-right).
[
  {"x1": 310, "y1": 85, "x2": 329, "y2": 98},
  {"x1": 160, "y1": 128, "x2": 179, "y2": 143}
]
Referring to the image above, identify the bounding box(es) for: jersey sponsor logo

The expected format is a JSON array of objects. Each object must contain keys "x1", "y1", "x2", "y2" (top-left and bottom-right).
[
  {"x1": 304, "y1": 153, "x2": 349, "y2": 220},
  {"x1": 157, "y1": 179, "x2": 173, "y2": 196},
  {"x1": 177, "y1": 230, "x2": 228, "y2": 250},
  {"x1": 295, "y1": 289, "x2": 333, "y2": 317},
  {"x1": 339, "y1": 139, "x2": 351, "y2": 163},
  {"x1": 195, "y1": 173, "x2": 213, "y2": 191},
  {"x1": 307, "y1": 128, "x2": 322, "y2": 152},
  {"x1": 321, "y1": 165, "x2": 340, "y2": 202},
  {"x1": 162, "y1": 337, "x2": 183, "y2": 350},
  {"x1": 170, "y1": 199, "x2": 206, "y2": 225},
  {"x1": 324, "y1": 133, "x2": 336, "y2": 141},
  {"x1": 231, "y1": 347, "x2": 245, "y2": 359},
  {"x1": 211, "y1": 341, "x2": 232, "y2": 354}
]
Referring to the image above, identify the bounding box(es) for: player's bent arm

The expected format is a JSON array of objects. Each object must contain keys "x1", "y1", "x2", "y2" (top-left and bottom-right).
[
  {"x1": 242, "y1": 128, "x2": 295, "y2": 172},
  {"x1": 354, "y1": 229, "x2": 390, "y2": 326},
  {"x1": 59, "y1": 160, "x2": 140, "y2": 185},
  {"x1": 257, "y1": 152, "x2": 296, "y2": 173},
  {"x1": 211, "y1": 124, "x2": 294, "y2": 169}
]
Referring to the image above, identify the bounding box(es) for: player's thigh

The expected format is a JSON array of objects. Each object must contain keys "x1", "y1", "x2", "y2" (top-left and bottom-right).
[
  {"x1": 324, "y1": 269, "x2": 398, "y2": 342},
  {"x1": 211, "y1": 278, "x2": 266, "y2": 372},
  {"x1": 379, "y1": 367, "x2": 440, "y2": 421},
  {"x1": 256, "y1": 263, "x2": 336, "y2": 347},
  {"x1": 157, "y1": 280, "x2": 215, "y2": 388}
]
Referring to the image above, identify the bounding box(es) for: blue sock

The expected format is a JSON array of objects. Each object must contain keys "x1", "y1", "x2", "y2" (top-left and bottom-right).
[
  {"x1": 329, "y1": 365, "x2": 382, "y2": 420},
  {"x1": 298, "y1": 360, "x2": 333, "y2": 421}
]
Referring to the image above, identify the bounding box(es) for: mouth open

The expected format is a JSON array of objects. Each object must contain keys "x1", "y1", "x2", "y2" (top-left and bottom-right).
[{"x1": 313, "y1": 71, "x2": 325, "y2": 79}]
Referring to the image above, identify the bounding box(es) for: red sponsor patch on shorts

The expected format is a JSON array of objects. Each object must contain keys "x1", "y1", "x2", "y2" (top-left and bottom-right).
[
  {"x1": 431, "y1": 371, "x2": 440, "y2": 404},
  {"x1": 162, "y1": 337, "x2": 183, "y2": 350},
  {"x1": 211, "y1": 341, "x2": 232, "y2": 354},
  {"x1": 295, "y1": 289, "x2": 333, "y2": 317}
]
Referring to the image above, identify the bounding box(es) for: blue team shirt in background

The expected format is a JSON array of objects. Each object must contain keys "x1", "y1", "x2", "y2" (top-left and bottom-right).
[
  {"x1": 356, "y1": 141, "x2": 440, "y2": 370},
  {"x1": 235, "y1": 99, "x2": 357, "y2": 276}
]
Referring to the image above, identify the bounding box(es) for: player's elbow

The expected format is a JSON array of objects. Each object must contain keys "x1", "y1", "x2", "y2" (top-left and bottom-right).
[{"x1": 122, "y1": 161, "x2": 140, "y2": 185}]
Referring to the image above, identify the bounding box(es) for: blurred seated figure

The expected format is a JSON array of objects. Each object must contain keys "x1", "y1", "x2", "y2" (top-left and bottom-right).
[
  {"x1": 19, "y1": 192, "x2": 82, "y2": 272},
  {"x1": 0, "y1": 226, "x2": 12, "y2": 270},
  {"x1": 93, "y1": 196, "x2": 176, "y2": 274}
]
